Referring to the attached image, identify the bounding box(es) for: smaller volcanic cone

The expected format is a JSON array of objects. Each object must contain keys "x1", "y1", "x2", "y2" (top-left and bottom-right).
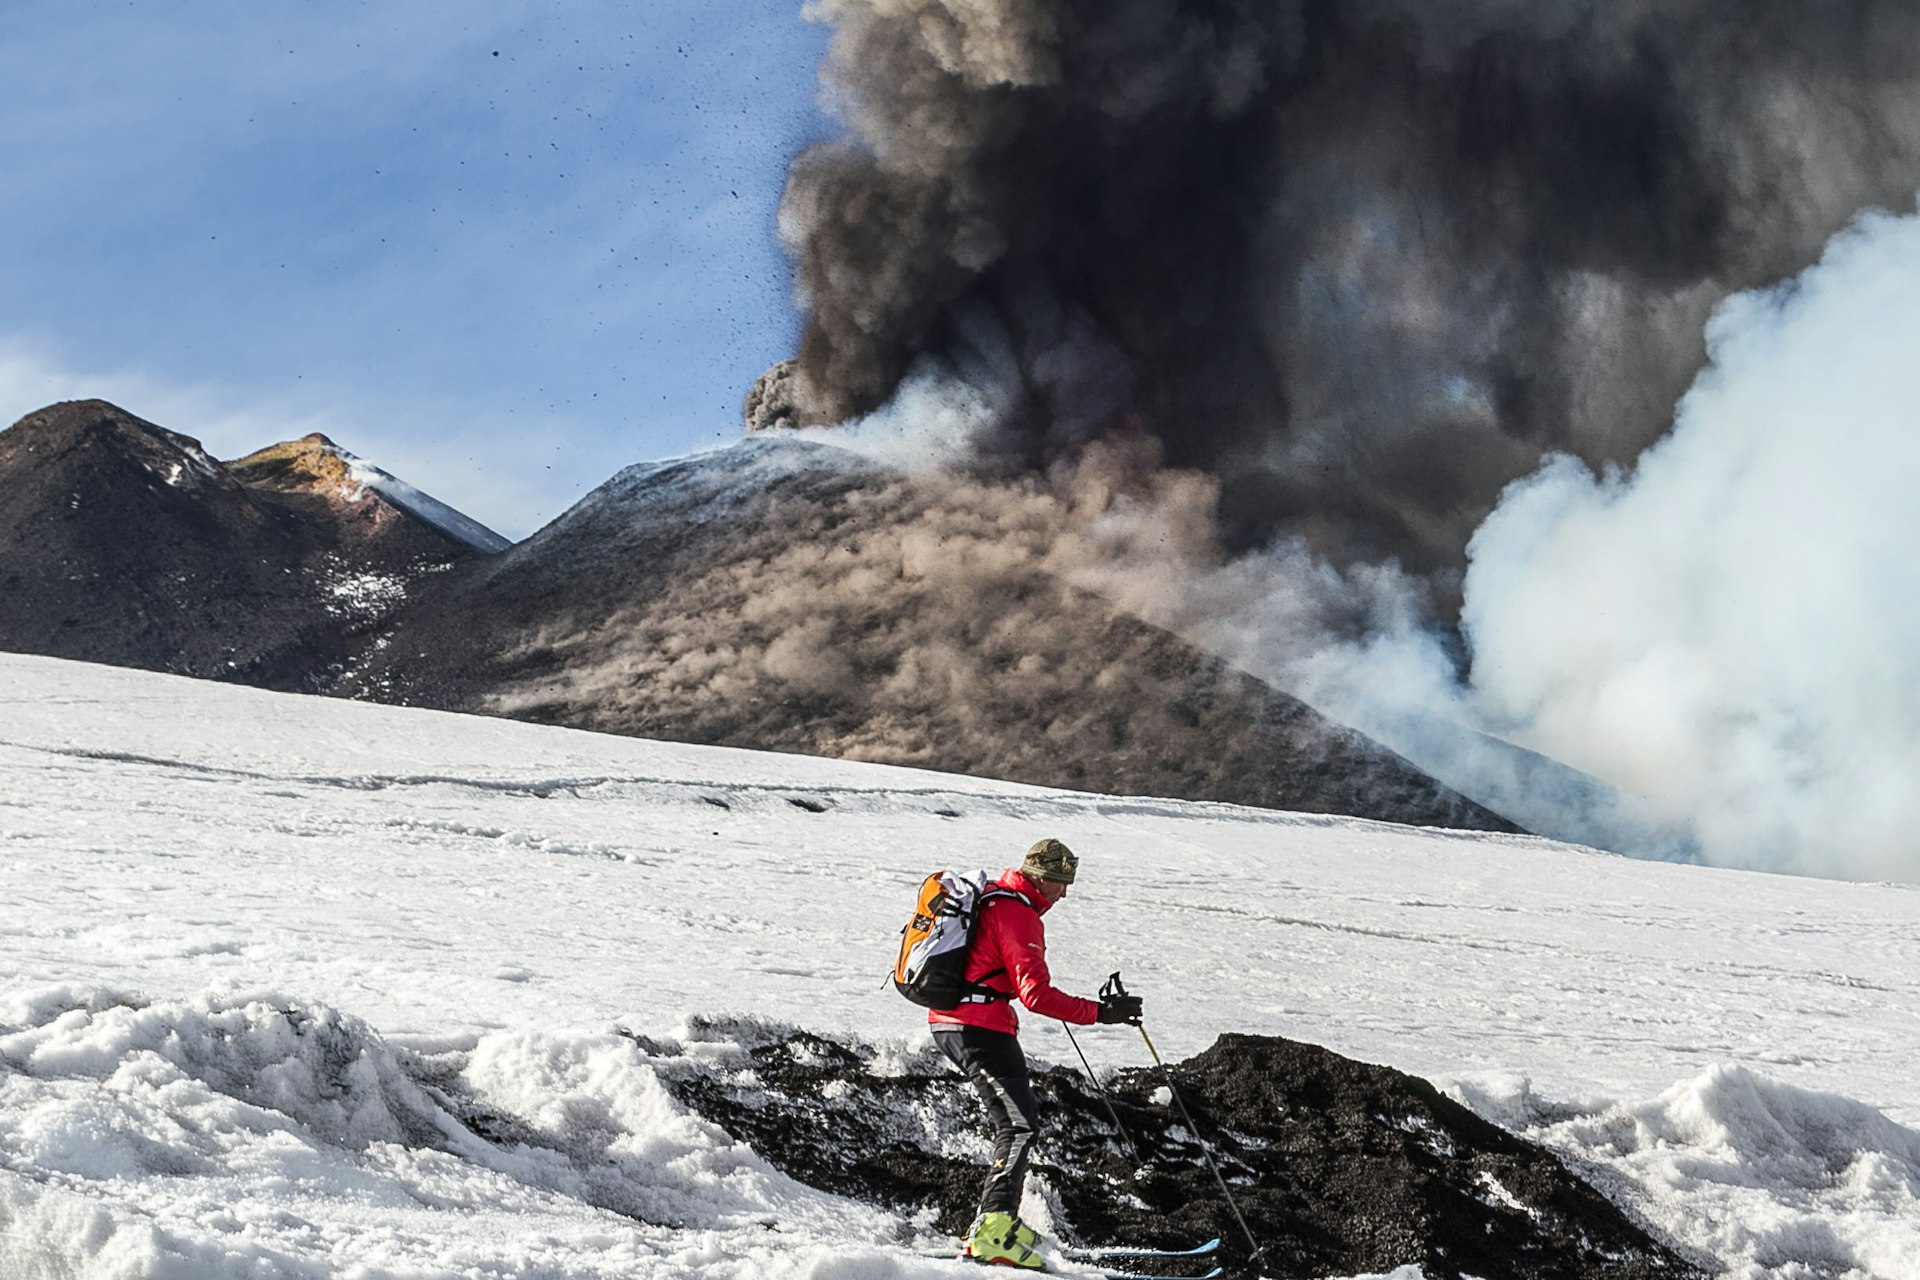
[{"x1": 229, "y1": 432, "x2": 511, "y2": 557}]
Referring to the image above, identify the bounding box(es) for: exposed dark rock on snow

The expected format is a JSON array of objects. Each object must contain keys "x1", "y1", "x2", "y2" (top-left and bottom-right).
[
  {"x1": 0, "y1": 401, "x2": 500, "y2": 689},
  {"x1": 336, "y1": 436, "x2": 1515, "y2": 831},
  {"x1": 662, "y1": 1026, "x2": 1702, "y2": 1280}
]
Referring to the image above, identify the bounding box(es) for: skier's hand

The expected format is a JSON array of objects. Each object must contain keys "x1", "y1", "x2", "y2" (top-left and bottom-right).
[{"x1": 1097, "y1": 991, "x2": 1143, "y2": 1025}]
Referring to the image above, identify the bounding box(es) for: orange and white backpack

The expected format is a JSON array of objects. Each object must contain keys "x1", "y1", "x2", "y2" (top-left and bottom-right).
[{"x1": 892, "y1": 869, "x2": 1023, "y2": 1009}]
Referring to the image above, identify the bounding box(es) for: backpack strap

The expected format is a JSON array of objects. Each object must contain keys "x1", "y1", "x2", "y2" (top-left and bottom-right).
[
  {"x1": 955, "y1": 889, "x2": 1037, "y2": 1003},
  {"x1": 955, "y1": 967, "x2": 1009, "y2": 1003}
]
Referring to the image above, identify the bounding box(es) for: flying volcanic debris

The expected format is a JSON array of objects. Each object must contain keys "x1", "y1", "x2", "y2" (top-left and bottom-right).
[{"x1": 750, "y1": 0, "x2": 1920, "y2": 587}]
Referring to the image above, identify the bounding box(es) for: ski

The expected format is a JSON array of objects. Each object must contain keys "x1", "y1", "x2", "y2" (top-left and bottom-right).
[
  {"x1": 1066, "y1": 1238, "x2": 1221, "y2": 1262},
  {"x1": 918, "y1": 1237, "x2": 1223, "y2": 1277}
]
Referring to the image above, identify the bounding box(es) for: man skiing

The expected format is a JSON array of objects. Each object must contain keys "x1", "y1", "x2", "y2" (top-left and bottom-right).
[{"x1": 933, "y1": 837, "x2": 1143, "y2": 1270}]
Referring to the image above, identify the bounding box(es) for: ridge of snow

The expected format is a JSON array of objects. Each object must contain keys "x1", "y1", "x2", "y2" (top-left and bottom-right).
[
  {"x1": 1459, "y1": 1065, "x2": 1920, "y2": 1278},
  {"x1": 342, "y1": 457, "x2": 511, "y2": 553},
  {"x1": 0, "y1": 989, "x2": 923, "y2": 1280},
  {"x1": 563, "y1": 435, "x2": 876, "y2": 527},
  {"x1": 2, "y1": 652, "x2": 1917, "y2": 1279}
]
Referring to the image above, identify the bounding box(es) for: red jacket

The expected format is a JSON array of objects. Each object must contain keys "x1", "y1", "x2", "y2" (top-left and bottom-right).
[{"x1": 929, "y1": 870, "x2": 1101, "y2": 1034}]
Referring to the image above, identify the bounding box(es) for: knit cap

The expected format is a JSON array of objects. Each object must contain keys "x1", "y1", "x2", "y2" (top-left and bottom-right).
[{"x1": 1021, "y1": 837, "x2": 1078, "y2": 884}]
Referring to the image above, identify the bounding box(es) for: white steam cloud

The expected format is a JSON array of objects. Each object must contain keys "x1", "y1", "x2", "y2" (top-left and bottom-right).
[{"x1": 1457, "y1": 204, "x2": 1920, "y2": 881}]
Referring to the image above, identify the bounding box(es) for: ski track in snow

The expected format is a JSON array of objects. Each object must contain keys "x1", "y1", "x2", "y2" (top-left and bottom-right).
[{"x1": 1, "y1": 653, "x2": 1917, "y2": 1279}]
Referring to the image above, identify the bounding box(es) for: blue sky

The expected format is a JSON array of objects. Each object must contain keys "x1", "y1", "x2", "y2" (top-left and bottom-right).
[{"x1": 0, "y1": 0, "x2": 833, "y2": 538}]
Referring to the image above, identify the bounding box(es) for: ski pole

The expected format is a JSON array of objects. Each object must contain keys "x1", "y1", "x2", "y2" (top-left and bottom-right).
[
  {"x1": 1104, "y1": 973, "x2": 1264, "y2": 1264},
  {"x1": 1061, "y1": 1021, "x2": 1143, "y2": 1164}
]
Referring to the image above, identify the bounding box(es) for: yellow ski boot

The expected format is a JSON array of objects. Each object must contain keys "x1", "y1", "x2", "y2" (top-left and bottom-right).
[{"x1": 964, "y1": 1211, "x2": 1045, "y2": 1269}]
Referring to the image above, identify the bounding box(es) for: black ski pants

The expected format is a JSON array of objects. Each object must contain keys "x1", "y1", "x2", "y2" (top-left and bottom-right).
[{"x1": 934, "y1": 1025, "x2": 1041, "y2": 1219}]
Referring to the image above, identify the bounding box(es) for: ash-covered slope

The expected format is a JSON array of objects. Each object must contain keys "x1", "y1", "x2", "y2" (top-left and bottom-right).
[
  {"x1": 338, "y1": 437, "x2": 1513, "y2": 830},
  {"x1": 0, "y1": 401, "x2": 502, "y2": 687}
]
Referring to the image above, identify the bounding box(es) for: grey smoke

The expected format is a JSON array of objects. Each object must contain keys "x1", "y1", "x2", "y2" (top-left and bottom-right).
[{"x1": 763, "y1": 0, "x2": 1920, "y2": 584}]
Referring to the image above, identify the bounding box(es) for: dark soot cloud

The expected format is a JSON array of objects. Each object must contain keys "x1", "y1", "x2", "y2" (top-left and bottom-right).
[{"x1": 759, "y1": 0, "x2": 1920, "y2": 584}]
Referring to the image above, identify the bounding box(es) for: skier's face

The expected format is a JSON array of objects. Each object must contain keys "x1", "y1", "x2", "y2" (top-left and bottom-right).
[{"x1": 1034, "y1": 876, "x2": 1069, "y2": 905}]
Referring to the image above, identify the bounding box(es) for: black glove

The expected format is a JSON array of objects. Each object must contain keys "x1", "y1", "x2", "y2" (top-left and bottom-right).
[{"x1": 1097, "y1": 992, "x2": 1143, "y2": 1025}]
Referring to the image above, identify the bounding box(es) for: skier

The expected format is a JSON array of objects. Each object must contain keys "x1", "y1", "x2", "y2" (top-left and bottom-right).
[{"x1": 933, "y1": 837, "x2": 1143, "y2": 1270}]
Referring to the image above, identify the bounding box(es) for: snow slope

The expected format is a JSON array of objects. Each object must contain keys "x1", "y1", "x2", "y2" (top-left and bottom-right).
[
  {"x1": 2, "y1": 653, "x2": 1916, "y2": 1278},
  {"x1": 344, "y1": 456, "x2": 513, "y2": 555}
]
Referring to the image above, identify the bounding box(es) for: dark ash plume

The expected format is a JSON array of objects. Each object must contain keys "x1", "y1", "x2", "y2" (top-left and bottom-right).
[{"x1": 755, "y1": 0, "x2": 1920, "y2": 583}]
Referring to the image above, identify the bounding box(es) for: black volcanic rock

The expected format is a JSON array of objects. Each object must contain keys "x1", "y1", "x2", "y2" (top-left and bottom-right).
[
  {"x1": 656, "y1": 1026, "x2": 1701, "y2": 1280},
  {"x1": 337, "y1": 437, "x2": 1514, "y2": 831},
  {"x1": 0, "y1": 401, "x2": 496, "y2": 688}
]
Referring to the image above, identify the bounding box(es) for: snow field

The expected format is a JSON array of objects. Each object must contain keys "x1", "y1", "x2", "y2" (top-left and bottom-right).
[
  {"x1": 1460, "y1": 1066, "x2": 1920, "y2": 1279},
  {"x1": 2, "y1": 654, "x2": 1918, "y2": 1278},
  {"x1": 0, "y1": 988, "x2": 951, "y2": 1280}
]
